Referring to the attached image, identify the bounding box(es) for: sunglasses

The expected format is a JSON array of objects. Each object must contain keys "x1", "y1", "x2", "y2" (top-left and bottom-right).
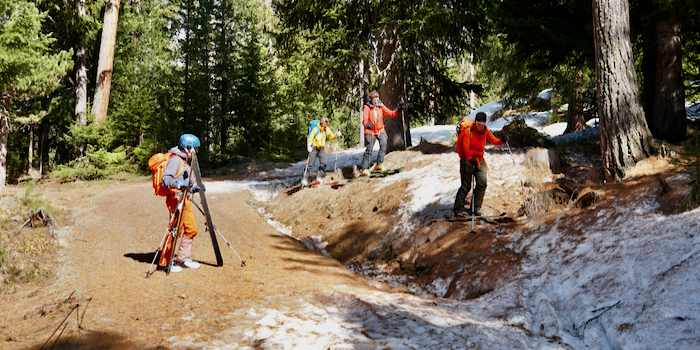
[{"x1": 476, "y1": 121, "x2": 486, "y2": 126}]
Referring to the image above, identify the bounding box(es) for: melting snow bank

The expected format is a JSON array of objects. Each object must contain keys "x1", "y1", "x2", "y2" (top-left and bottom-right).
[{"x1": 510, "y1": 206, "x2": 700, "y2": 349}]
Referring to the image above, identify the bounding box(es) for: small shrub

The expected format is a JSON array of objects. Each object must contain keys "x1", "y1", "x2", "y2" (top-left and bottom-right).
[
  {"x1": 51, "y1": 145, "x2": 138, "y2": 182},
  {"x1": 671, "y1": 131, "x2": 700, "y2": 210}
]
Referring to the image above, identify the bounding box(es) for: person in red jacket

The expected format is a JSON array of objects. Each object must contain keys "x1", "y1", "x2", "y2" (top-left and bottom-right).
[
  {"x1": 360, "y1": 91, "x2": 400, "y2": 175},
  {"x1": 454, "y1": 112, "x2": 507, "y2": 217}
]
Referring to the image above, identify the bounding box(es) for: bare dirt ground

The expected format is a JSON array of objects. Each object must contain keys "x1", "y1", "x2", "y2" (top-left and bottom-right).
[{"x1": 0, "y1": 180, "x2": 385, "y2": 349}]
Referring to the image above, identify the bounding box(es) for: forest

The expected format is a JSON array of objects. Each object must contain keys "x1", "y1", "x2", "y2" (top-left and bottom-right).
[{"x1": 1, "y1": 0, "x2": 699, "y2": 185}]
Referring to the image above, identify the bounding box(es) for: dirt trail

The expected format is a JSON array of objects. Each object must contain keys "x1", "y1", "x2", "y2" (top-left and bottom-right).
[{"x1": 1, "y1": 181, "x2": 381, "y2": 349}]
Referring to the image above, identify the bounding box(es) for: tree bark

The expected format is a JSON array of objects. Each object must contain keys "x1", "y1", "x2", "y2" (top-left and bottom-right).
[
  {"x1": 0, "y1": 94, "x2": 10, "y2": 189},
  {"x1": 358, "y1": 59, "x2": 369, "y2": 147},
  {"x1": 75, "y1": 0, "x2": 88, "y2": 125},
  {"x1": 651, "y1": 12, "x2": 686, "y2": 143},
  {"x1": 593, "y1": 0, "x2": 655, "y2": 181},
  {"x1": 92, "y1": 0, "x2": 121, "y2": 122},
  {"x1": 426, "y1": 75, "x2": 436, "y2": 126},
  {"x1": 28, "y1": 126, "x2": 34, "y2": 173},
  {"x1": 377, "y1": 23, "x2": 407, "y2": 153},
  {"x1": 639, "y1": 0, "x2": 657, "y2": 129},
  {"x1": 564, "y1": 70, "x2": 586, "y2": 134}
]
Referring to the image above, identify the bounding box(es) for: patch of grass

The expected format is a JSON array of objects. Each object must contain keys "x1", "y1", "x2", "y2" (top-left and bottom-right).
[
  {"x1": 670, "y1": 131, "x2": 700, "y2": 210},
  {"x1": 0, "y1": 182, "x2": 60, "y2": 293}
]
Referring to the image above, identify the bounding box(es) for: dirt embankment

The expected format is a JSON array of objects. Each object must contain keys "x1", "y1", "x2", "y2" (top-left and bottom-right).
[{"x1": 265, "y1": 144, "x2": 687, "y2": 300}]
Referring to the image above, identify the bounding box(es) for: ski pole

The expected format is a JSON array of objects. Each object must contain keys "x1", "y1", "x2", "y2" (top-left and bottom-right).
[
  {"x1": 146, "y1": 192, "x2": 186, "y2": 277},
  {"x1": 401, "y1": 104, "x2": 408, "y2": 165},
  {"x1": 470, "y1": 163, "x2": 476, "y2": 234},
  {"x1": 301, "y1": 152, "x2": 311, "y2": 186},
  {"x1": 190, "y1": 200, "x2": 247, "y2": 267}
]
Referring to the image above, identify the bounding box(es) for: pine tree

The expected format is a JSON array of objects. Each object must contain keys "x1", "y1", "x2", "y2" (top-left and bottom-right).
[
  {"x1": 110, "y1": 0, "x2": 180, "y2": 162},
  {"x1": 593, "y1": 0, "x2": 655, "y2": 180},
  {"x1": 0, "y1": 1, "x2": 72, "y2": 187}
]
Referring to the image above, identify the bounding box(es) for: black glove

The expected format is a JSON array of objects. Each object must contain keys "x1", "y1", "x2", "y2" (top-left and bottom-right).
[
  {"x1": 468, "y1": 158, "x2": 478, "y2": 167},
  {"x1": 456, "y1": 124, "x2": 461, "y2": 134},
  {"x1": 366, "y1": 122, "x2": 374, "y2": 130},
  {"x1": 399, "y1": 101, "x2": 406, "y2": 110},
  {"x1": 501, "y1": 133, "x2": 509, "y2": 142}
]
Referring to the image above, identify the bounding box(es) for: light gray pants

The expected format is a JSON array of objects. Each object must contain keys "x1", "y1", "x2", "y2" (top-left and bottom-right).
[{"x1": 307, "y1": 147, "x2": 327, "y2": 179}]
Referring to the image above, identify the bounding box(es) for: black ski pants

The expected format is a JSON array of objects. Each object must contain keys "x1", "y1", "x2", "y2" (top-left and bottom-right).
[{"x1": 454, "y1": 158, "x2": 488, "y2": 213}]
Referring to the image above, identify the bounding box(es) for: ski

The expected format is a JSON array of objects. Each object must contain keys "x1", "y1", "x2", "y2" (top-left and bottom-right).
[
  {"x1": 370, "y1": 167, "x2": 404, "y2": 177},
  {"x1": 287, "y1": 180, "x2": 343, "y2": 194},
  {"x1": 191, "y1": 153, "x2": 224, "y2": 266},
  {"x1": 431, "y1": 215, "x2": 517, "y2": 223}
]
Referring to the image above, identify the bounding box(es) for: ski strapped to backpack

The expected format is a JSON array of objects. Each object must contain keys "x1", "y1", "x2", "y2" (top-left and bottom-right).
[{"x1": 148, "y1": 152, "x2": 184, "y2": 196}]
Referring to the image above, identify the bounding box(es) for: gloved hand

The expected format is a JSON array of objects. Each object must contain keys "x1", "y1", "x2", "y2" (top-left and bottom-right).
[
  {"x1": 307, "y1": 144, "x2": 313, "y2": 153},
  {"x1": 456, "y1": 124, "x2": 461, "y2": 134},
  {"x1": 399, "y1": 101, "x2": 406, "y2": 110},
  {"x1": 189, "y1": 185, "x2": 200, "y2": 193},
  {"x1": 468, "y1": 158, "x2": 478, "y2": 167},
  {"x1": 336, "y1": 131, "x2": 342, "y2": 137},
  {"x1": 177, "y1": 179, "x2": 190, "y2": 190},
  {"x1": 501, "y1": 133, "x2": 509, "y2": 142},
  {"x1": 366, "y1": 122, "x2": 373, "y2": 130}
]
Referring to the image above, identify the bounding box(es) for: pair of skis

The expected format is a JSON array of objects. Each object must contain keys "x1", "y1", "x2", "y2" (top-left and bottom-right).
[
  {"x1": 430, "y1": 213, "x2": 517, "y2": 224},
  {"x1": 369, "y1": 167, "x2": 404, "y2": 178},
  {"x1": 286, "y1": 180, "x2": 343, "y2": 195}
]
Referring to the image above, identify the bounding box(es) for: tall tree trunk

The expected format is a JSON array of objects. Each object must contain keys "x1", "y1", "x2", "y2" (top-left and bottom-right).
[
  {"x1": 75, "y1": 0, "x2": 88, "y2": 125},
  {"x1": 426, "y1": 75, "x2": 436, "y2": 126},
  {"x1": 92, "y1": 0, "x2": 120, "y2": 122},
  {"x1": 377, "y1": 23, "x2": 407, "y2": 153},
  {"x1": 28, "y1": 126, "x2": 34, "y2": 172},
  {"x1": 651, "y1": 12, "x2": 686, "y2": 143},
  {"x1": 358, "y1": 59, "x2": 369, "y2": 147},
  {"x1": 593, "y1": 0, "x2": 655, "y2": 181},
  {"x1": 0, "y1": 94, "x2": 10, "y2": 189},
  {"x1": 39, "y1": 125, "x2": 47, "y2": 174},
  {"x1": 639, "y1": 0, "x2": 656, "y2": 128},
  {"x1": 564, "y1": 72, "x2": 586, "y2": 134}
]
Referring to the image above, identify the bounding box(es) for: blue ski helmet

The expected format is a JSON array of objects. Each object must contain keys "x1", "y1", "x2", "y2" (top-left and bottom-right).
[{"x1": 179, "y1": 134, "x2": 201, "y2": 151}]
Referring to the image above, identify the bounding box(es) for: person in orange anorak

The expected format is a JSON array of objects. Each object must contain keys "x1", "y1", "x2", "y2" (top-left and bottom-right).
[
  {"x1": 160, "y1": 134, "x2": 203, "y2": 273},
  {"x1": 454, "y1": 112, "x2": 507, "y2": 217},
  {"x1": 360, "y1": 91, "x2": 400, "y2": 175}
]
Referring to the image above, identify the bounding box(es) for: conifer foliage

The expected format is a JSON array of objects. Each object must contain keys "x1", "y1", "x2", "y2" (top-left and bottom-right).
[{"x1": 0, "y1": 0, "x2": 72, "y2": 187}]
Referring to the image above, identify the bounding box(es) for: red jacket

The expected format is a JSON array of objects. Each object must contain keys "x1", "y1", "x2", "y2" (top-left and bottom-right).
[
  {"x1": 362, "y1": 102, "x2": 399, "y2": 136},
  {"x1": 456, "y1": 119, "x2": 504, "y2": 166}
]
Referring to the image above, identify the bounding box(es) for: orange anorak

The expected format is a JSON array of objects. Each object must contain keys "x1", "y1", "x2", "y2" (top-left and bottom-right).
[
  {"x1": 362, "y1": 103, "x2": 399, "y2": 136},
  {"x1": 455, "y1": 119, "x2": 504, "y2": 166}
]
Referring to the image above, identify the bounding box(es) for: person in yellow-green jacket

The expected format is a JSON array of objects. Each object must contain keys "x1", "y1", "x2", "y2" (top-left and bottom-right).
[{"x1": 302, "y1": 117, "x2": 341, "y2": 185}]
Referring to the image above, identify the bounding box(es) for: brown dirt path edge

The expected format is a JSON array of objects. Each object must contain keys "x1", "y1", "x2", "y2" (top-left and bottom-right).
[{"x1": 0, "y1": 181, "x2": 382, "y2": 349}]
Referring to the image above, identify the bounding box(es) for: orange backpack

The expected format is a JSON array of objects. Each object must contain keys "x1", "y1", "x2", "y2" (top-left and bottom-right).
[{"x1": 147, "y1": 153, "x2": 184, "y2": 196}]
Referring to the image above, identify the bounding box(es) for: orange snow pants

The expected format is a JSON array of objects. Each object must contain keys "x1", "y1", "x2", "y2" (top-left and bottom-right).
[{"x1": 166, "y1": 194, "x2": 198, "y2": 239}]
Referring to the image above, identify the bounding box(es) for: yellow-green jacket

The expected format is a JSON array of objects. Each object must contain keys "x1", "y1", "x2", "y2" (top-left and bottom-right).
[{"x1": 307, "y1": 124, "x2": 337, "y2": 149}]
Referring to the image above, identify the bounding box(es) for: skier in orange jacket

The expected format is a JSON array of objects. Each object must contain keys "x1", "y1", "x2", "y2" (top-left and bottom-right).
[
  {"x1": 454, "y1": 112, "x2": 507, "y2": 217},
  {"x1": 360, "y1": 91, "x2": 400, "y2": 175},
  {"x1": 160, "y1": 134, "x2": 202, "y2": 273}
]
